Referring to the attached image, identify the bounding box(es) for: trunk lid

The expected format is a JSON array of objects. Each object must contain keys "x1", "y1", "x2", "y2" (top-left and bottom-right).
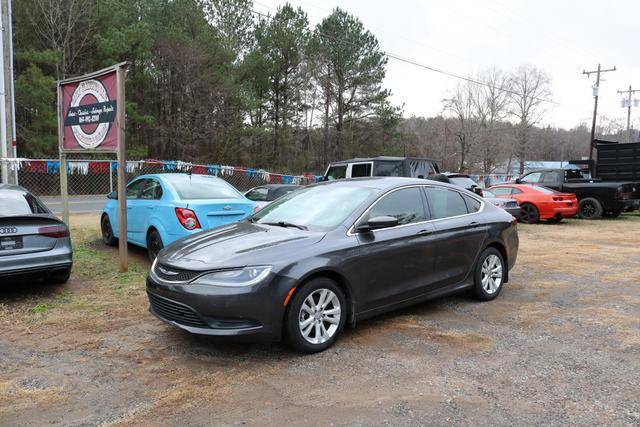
[
  {"x1": 185, "y1": 199, "x2": 255, "y2": 230},
  {"x1": 0, "y1": 215, "x2": 67, "y2": 257}
]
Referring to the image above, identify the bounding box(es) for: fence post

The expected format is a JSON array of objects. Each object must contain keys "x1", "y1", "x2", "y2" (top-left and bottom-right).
[
  {"x1": 109, "y1": 160, "x2": 113, "y2": 193},
  {"x1": 59, "y1": 153, "x2": 69, "y2": 225}
]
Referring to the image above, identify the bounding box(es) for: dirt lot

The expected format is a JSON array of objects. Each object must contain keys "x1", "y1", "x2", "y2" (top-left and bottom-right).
[{"x1": 1, "y1": 213, "x2": 639, "y2": 426}]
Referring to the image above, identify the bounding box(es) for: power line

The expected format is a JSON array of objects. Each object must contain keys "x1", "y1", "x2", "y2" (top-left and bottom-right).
[{"x1": 250, "y1": 4, "x2": 623, "y2": 129}]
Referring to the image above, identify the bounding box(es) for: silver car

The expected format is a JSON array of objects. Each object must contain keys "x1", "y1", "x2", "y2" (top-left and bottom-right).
[{"x1": 0, "y1": 185, "x2": 72, "y2": 283}]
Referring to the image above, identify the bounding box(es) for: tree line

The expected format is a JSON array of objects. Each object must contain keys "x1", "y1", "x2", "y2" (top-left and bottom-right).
[{"x1": 13, "y1": 0, "x2": 629, "y2": 174}]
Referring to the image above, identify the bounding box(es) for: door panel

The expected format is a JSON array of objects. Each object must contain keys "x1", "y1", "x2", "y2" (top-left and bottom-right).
[{"x1": 352, "y1": 186, "x2": 436, "y2": 311}]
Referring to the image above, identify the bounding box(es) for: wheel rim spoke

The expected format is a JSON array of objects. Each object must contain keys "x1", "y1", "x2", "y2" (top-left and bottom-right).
[
  {"x1": 482, "y1": 255, "x2": 502, "y2": 294},
  {"x1": 298, "y1": 288, "x2": 341, "y2": 345}
]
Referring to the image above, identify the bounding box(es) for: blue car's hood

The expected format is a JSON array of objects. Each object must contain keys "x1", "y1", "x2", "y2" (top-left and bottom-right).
[{"x1": 158, "y1": 221, "x2": 325, "y2": 270}]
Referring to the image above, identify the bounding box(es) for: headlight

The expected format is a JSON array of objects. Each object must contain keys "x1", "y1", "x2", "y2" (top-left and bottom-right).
[
  {"x1": 191, "y1": 266, "x2": 272, "y2": 287},
  {"x1": 493, "y1": 201, "x2": 506, "y2": 207}
]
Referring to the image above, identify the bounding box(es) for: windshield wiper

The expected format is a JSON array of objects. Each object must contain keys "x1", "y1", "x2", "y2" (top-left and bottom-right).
[{"x1": 262, "y1": 221, "x2": 308, "y2": 231}]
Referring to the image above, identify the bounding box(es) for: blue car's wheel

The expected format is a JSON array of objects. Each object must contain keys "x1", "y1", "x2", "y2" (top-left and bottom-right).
[{"x1": 101, "y1": 215, "x2": 118, "y2": 247}]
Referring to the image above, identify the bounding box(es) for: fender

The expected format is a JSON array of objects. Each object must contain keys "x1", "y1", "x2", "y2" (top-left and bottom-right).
[{"x1": 147, "y1": 217, "x2": 172, "y2": 249}]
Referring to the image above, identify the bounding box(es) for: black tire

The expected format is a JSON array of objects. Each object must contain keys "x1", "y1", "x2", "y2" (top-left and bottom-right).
[
  {"x1": 285, "y1": 278, "x2": 347, "y2": 353},
  {"x1": 48, "y1": 268, "x2": 71, "y2": 284},
  {"x1": 519, "y1": 203, "x2": 539, "y2": 224},
  {"x1": 578, "y1": 197, "x2": 603, "y2": 219},
  {"x1": 603, "y1": 209, "x2": 621, "y2": 218},
  {"x1": 473, "y1": 247, "x2": 506, "y2": 301},
  {"x1": 101, "y1": 214, "x2": 118, "y2": 246},
  {"x1": 146, "y1": 229, "x2": 164, "y2": 262}
]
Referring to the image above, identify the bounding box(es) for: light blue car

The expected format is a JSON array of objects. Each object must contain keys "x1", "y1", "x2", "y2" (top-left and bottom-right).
[{"x1": 100, "y1": 173, "x2": 256, "y2": 260}]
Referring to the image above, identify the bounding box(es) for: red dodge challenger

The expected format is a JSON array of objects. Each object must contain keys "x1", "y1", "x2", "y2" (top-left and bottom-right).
[{"x1": 488, "y1": 184, "x2": 578, "y2": 224}]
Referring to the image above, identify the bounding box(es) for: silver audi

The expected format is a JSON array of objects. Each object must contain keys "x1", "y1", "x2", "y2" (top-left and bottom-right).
[{"x1": 0, "y1": 185, "x2": 72, "y2": 283}]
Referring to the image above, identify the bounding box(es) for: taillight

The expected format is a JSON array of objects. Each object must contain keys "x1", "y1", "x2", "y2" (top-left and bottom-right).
[
  {"x1": 38, "y1": 224, "x2": 69, "y2": 238},
  {"x1": 175, "y1": 208, "x2": 201, "y2": 230}
]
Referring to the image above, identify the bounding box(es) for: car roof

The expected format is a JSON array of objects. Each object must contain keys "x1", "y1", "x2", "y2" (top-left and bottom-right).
[
  {"x1": 0, "y1": 184, "x2": 29, "y2": 193},
  {"x1": 328, "y1": 156, "x2": 437, "y2": 165},
  {"x1": 133, "y1": 173, "x2": 228, "y2": 183},
  {"x1": 312, "y1": 176, "x2": 472, "y2": 192}
]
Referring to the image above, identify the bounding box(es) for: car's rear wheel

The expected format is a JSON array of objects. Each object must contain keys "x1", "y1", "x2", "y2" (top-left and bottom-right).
[
  {"x1": 146, "y1": 229, "x2": 164, "y2": 262},
  {"x1": 519, "y1": 203, "x2": 539, "y2": 224},
  {"x1": 101, "y1": 215, "x2": 118, "y2": 246},
  {"x1": 48, "y1": 268, "x2": 71, "y2": 284},
  {"x1": 285, "y1": 278, "x2": 346, "y2": 353},
  {"x1": 473, "y1": 247, "x2": 505, "y2": 301},
  {"x1": 578, "y1": 197, "x2": 603, "y2": 219}
]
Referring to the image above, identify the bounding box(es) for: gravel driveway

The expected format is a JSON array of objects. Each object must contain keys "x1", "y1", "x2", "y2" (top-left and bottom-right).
[{"x1": 1, "y1": 214, "x2": 639, "y2": 426}]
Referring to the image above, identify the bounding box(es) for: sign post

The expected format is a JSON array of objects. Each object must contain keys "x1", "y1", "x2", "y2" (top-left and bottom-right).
[{"x1": 57, "y1": 62, "x2": 128, "y2": 271}]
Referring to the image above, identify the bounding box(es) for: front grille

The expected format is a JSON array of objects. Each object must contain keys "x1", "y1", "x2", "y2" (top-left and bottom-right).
[
  {"x1": 154, "y1": 263, "x2": 202, "y2": 282},
  {"x1": 148, "y1": 292, "x2": 209, "y2": 328},
  {"x1": 505, "y1": 201, "x2": 518, "y2": 208}
]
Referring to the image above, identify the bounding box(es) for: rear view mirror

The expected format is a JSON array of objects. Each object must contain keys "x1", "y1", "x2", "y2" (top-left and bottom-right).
[
  {"x1": 515, "y1": 178, "x2": 522, "y2": 184},
  {"x1": 107, "y1": 191, "x2": 117, "y2": 200},
  {"x1": 356, "y1": 216, "x2": 399, "y2": 233}
]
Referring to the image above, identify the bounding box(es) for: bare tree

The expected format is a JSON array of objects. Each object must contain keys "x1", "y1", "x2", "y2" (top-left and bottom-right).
[
  {"x1": 443, "y1": 81, "x2": 479, "y2": 172},
  {"x1": 471, "y1": 68, "x2": 511, "y2": 173},
  {"x1": 509, "y1": 65, "x2": 552, "y2": 174}
]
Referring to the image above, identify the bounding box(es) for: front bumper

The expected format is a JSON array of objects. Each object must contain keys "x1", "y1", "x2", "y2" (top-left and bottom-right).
[{"x1": 146, "y1": 273, "x2": 295, "y2": 341}]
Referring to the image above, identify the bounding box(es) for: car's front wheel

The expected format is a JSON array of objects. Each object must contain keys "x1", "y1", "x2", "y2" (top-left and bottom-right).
[
  {"x1": 473, "y1": 247, "x2": 505, "y2": 301},
  {"x1": 285, "y1": 278, "x2": 347, "y2": 353}
]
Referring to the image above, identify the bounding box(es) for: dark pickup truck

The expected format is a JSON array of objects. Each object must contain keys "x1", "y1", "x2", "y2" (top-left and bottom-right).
[{"x1": 516, "y1": 168, "x2": 640, "y2": 219}]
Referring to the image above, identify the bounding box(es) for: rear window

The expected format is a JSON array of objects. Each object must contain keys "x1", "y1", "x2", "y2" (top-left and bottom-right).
[
  {"x1": 449, "y1": 177, "x2": 478, "y2": 188},
  {"x1": 325, "y1": 165, "x2": 347, "y2": 180},
  {"x1": 165, "y1": 176, "x2": 242, "y2": 200},
  {"x1": 0, "y1": 190, "x2": 50, "y2": 216},
  {"x1": 351, "y1": 163, "x2": 372, "y2": 177},
  {"x1": 531, "y1": 185, "x2": 558, "y2": 194}
]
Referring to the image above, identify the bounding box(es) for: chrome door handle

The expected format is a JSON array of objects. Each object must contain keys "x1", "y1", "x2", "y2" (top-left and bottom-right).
[
  {"x1": 468, "y1": 221, "x2": 479, "y2": 227},
  {"x1": 416, "y1": 229, "x2": 432, "y2": 236}
]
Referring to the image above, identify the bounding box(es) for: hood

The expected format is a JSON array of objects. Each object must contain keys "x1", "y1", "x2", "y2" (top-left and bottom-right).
[{"x1": 158, "y1": 221, "x2": 325, "y2": 270}]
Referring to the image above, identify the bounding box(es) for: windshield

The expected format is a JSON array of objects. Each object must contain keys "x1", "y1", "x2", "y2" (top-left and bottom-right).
[
  {"x1": 251, "y1": 184, "x2": 376, "y2": 231},
  {"x1": 449, "y1": 177, "x2": 478, "y2": 188},
  {"x1": 164, "y1": 175, "x2": 242, "y2": 200},
  {"x1": 0, "y1": 190, "x2": 50, "y2": 216}
]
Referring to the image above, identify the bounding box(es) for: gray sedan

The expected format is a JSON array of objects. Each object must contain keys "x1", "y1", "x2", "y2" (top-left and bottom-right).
[
  {"x1": 482, "y1": 189, "x2": 520, "y2": 219},
  {"x1": 0, "y1": 185, "x2": 72, "y2": 283}
]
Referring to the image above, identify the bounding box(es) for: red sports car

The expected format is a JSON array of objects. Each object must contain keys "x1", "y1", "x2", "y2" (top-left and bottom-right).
[{"x1": 488, "y1": 184, "x2": 578, "y2": 224}]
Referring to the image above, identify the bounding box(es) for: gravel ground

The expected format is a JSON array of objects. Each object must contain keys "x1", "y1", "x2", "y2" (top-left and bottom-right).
[{"x1": 1, "y1": 213, "x2": 639, "y2": 426}]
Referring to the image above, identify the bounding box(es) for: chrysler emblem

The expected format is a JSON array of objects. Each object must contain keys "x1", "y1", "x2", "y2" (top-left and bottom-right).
[{"x1": 223, "y1": 205, "x2": 232, "y2": 211}]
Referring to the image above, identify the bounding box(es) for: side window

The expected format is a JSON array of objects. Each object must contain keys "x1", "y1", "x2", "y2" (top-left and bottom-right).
[
  {"x1": 246, "y1": 187, "x2": 268, "y2": 202},
  {"x1": 362, "y1": 187, "x2": 427, "y2": 226},
  {"x1": 511, "y1": 187, "x2": 523, "y2": 194},
  {"x1": 521, "y1": 172, "x2": 542, "y2": 184},
  {"x1": 272, "y1": 187, "x2": 295, "y2": 199},
  {"x1": 351, "y1": 163, "x2": 372, "y2": 178},
  {"x1": 126, "y1": 179, "x2": 147, "y2": 199},
  {"x1": 424, "y1": 187, "x2": 469, "y2": 219},
  {"x1": 326, "y1": 165, "x2": 347, "y2": 180},
  {"x1": 489, "y1": 187, "x2": 512, "y2": 196},
  {"x1": 463, "y1": 195, "x2": 481, "y2": 213},
  {"x1": 140, "y1": 180, "x2": 163, "y2": 200},
  {"x1": 541, "y1": 171, "x2": 561, "y2": 184}
]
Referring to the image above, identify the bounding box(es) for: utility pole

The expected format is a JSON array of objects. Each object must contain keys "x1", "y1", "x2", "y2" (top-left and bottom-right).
[
  {"x1": 617, "y1": 85, "x2": 640, "y2": 143},
  {"x1": 583, "y1": 64, "x2": 616, "y2": 170},
  {"x1": 0, "y1": 0, "x2": 7, "y2": 184}
]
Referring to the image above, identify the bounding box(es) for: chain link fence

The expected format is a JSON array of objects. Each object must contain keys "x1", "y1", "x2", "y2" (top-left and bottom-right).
[{"x1": 0, "y1": 158, "x2": 321, "y2": 197}]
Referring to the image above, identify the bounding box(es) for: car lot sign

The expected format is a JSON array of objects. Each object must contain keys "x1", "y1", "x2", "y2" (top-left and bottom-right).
[
  {"x1": 60, "y1": 69, "x2": 118, "y2": 151},
  {"x1": 57, "y1": 62, "x2": 129, "y2": 272}
]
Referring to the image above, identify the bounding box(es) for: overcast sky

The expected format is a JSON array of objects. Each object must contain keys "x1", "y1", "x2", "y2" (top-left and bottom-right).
[{"x1": 255, "y1": 0, "x2": 640, "y2": 131}]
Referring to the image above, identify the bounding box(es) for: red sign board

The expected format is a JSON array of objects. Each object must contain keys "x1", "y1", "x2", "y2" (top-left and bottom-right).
[{"x1": 60, "y1": 70, "x2": 118, "y2": 151}]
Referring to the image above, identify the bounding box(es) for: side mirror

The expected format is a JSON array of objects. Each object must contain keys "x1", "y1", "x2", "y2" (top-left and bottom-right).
[
  {"x1": 515, "y1": 178, "x2": 522, "y2": 184},
  {"x1": 356, "y1": 216, "x2": 399, "y2": 233},
  {"x1": 107, "y1": 191, "x2": 117, "y2": 200}
]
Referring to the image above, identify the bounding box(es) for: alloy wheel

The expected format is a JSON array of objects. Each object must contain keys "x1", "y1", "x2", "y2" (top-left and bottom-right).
[
  {"x1": 298, "y1": 288, "x2": 341, "y2": 345},
  {"x1": 581, "y1": 202, "x2": 596, "y2": 218},
  {"x1": 520, "y1": 204, "x2": 536, "y2": 223},
  {"x1": 481, "y1": 254, "x2": 503, "y2": 294}
]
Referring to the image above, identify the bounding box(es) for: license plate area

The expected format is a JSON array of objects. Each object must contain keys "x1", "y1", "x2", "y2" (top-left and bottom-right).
[{"x1": 0, "y1": 236, "x2": 23, "y2": 250}]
